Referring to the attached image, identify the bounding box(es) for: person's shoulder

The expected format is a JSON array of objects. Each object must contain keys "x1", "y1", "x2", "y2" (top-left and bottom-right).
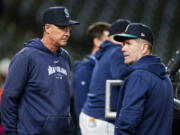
[
  {"x1": 59, "y1": 47, "x2": 70, "y2": 57},
  {"x1": 74, "y1": 59, "x2": 93, "y2": 69},
  {"x1": 60, "y1": 48, "x2": 71, "y2": 60},
  {"x1": 74, "y1": 56, "x2": 95, "y2": 71},
  {"x1": 60, "y1": 47, "x2": 70, "y2": 56},
  {"x1": 16, "y1": 38, "x2": 41, "y2": 57},
  {"x1": 128, "y1": 69, "x2": 151, "y2": 82},
  {"x1": 75, "y1": 55, "x2": 95, "y2": 64},
  {"x1": 13, "y1": 47, "x2": 31, "y2": 59}
]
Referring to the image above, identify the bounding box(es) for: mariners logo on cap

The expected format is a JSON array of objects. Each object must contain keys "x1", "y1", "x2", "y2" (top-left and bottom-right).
[
  {"x1": 141, "y1": 33, "x2": 145, "y2": 37},
  {"x1": 125, "y1": 24, "x2": 130, "y2": 32},
  {"x1": 64, "y1": 8, "x2": 70, "y2": 18}
]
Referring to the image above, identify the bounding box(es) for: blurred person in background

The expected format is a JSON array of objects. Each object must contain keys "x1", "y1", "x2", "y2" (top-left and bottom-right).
[
  {"x1": 114, "y1": 23, "x2": 174, "y2": 135},
  {"x1": 0, "y1": 58, "x2": 11, "y2": 105},
  {"x1": 0, "y1": 72, "x2": 5, "y2": 135},
  {"x1": 73, "y1": 21, "x2": 110, "y2": 135},
  {"x1": 1, "y1": 6, "x2": 79, "y2": 135},
  {"x1": 79, "y1": 19, "x2": 130, "y2": 135},
  {"x1": 0, "y1": 58, "x2": 10, "y2": 135}
]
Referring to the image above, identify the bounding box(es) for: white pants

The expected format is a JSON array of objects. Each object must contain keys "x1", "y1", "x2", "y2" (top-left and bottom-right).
[{"x1": 79, "y1": 112, "x2": 114, "y2": 135}]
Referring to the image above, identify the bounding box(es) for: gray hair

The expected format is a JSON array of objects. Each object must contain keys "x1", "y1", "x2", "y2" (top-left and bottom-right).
[{"x1": 135, "y1": 38, "x2": 153, "y2": 52}]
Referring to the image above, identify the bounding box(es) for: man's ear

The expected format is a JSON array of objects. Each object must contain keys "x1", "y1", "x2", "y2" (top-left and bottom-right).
[
  {"x1": 93, "y1": 38, "x2": 101, "y2": 47},
  {"x1": 141, "y1": 43, "x2": 150, "y2": 54},
  {"x1": 44, "y1": 24, "x2": 51, "y2": 34}
]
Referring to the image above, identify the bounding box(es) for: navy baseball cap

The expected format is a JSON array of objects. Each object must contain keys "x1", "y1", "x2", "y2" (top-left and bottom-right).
[
  {"x1": 114, "y1": 23, "x2": 154, "y2": 44},
  {"x1": 108, "y1": 19, "x2": 131, "y2": 36},
  {"x1": 42, "y1": 6, "x2": 80, "y2": 26}
]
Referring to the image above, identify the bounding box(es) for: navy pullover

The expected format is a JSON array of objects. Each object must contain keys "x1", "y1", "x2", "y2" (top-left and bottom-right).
[
  {"x1": 82, "y1": 40, "x2": 129, "y2": 123},
  {"x1": 73, "y1": 55, "x2": 96, "y2": 118},
  {"x1": 73, "y1": 55, "x2": 96, "y2": 135},
  {"x1": 1, "y1": 38, "x2": 73, "y2": 135},
  {"x1": 115, "y1": 55, "x2": 174, "y2": 135}
]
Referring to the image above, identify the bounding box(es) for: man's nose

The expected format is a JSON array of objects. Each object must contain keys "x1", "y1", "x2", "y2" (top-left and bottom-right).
[
  {"x1": 122, "y1": 45, "x2": 126, "y2": 52},
  {"x1": 65, "y1": 28, "x2": 71, "y2": 36}
]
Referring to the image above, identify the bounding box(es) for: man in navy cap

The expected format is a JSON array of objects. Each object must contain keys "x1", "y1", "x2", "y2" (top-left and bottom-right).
[
  {"x1": 1, "y1": 6, "x2": 79, "y2": 135},
  {"x1": 73, "y1": 21, "x2": 110, "y2": 135},
  {"x1": 79, "y1": 19, "x2": 130, "y2": 135},
  {"x1": 114, "y1": 23, "x2": 174, "y2": 135}
]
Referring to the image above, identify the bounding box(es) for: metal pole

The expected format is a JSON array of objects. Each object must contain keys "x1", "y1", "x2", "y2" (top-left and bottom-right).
[
  {"x1": 174, "y1": 98, "x2": 180, "y2": 111},
  {"x1": 105, "y1": 80, "x2": 123, "y2": 118}
]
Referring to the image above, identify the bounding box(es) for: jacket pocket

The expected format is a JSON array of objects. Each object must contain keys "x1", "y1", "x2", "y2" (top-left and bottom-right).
[{"x1": 40, "y1": 115, "x2": 74, "y2": 135}]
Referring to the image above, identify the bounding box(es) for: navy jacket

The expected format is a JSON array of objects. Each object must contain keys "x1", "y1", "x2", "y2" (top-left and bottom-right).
[
  {"x1": 82, "y1": 40, "x2": 129, "y2": 123},
  {"x1": 73, "y1": 55, "x2": 96, "y2": 118},
  {"x1": 1, "y1": 38, "x2": 73, "y2": 135},
  {"x1": 73, "y1": 55, "x2": 96, "y2": 135},
  {"x1": 115, "y1": 55, "x2": 174, "y2": 135}
]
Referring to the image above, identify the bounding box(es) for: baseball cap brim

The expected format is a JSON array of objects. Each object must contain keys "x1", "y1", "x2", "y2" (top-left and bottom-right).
[
  {"x1": 69, "y1": 20, "x2": 80, "y2": 25},
  {"x1": 54, "y1": 20, "x2": 80, "y2": 27},
  {"x1": 114, "y1": 33, "x2": 138, "y2": 42}
]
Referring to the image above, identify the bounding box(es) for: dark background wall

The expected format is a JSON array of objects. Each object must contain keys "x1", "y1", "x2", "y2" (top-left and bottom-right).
[{"x1": 0, "y1": 0, "x2": 180, "y2": 64}]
